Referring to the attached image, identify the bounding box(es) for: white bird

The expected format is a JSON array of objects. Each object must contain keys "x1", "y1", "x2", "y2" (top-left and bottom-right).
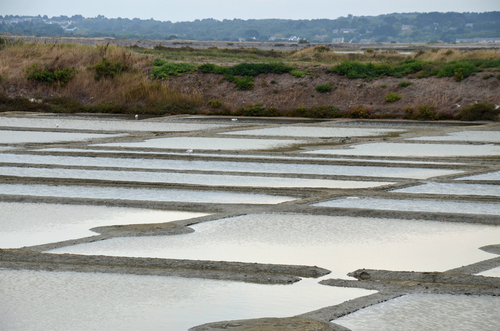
[
  {"x1": 55, "y1": 124, "x2": 59, "y2": 128},
  {"x1": 186, "y1": 149, "x2": 193, "y2": 154},
  {"x1": 135, "y1": 114, "x2": 139, "y2": 120},
  {"x1": 231, "y1": 118, "x2": 238, "y2": 122}
]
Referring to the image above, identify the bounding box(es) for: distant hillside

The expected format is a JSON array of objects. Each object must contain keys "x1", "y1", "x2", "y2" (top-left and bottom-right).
[{"x1": 1, "y1": 12, "x2": 499, "y2": 44}]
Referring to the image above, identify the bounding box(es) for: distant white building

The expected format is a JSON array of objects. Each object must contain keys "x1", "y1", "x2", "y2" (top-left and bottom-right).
[
  {"x1": 359, "y1": 39, "x2": 372, "y2": 44},
  {"x1": 340, "y1": 28, "x2": 356, "y2": 33},
  {"x1": 401, "y1": 25, "x2": 413, "y2": 30},
  {"x1": 288, "y1": 36, "x2": 300, "y2": 42},
  {"x1": 456, "y1": 38, "x2": 500, "y2": 43},
  {"x1": 331, "y1": 37, "x2": 344, "y2": 43},
  {"x1": 466, "y1": 23, "x2": 474, "y2": 28}
]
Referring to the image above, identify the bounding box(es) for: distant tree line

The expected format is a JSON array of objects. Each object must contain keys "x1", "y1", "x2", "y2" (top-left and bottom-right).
[{"x1": 0, "y1": 12, "x2": 499, "y2": 43}]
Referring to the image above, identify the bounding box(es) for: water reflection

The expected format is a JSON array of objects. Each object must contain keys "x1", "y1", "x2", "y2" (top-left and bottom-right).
[
  {"x1": 0, "y1": 154, "x2": 462, "y2": 179},
  {"x1": 0, "y1": 184, "x2": 295, "y2": 204},
  {"x1": 334, "y1": 294, "x2": 500, "y2": 331},
  {"x1": 50, "y1": 214, "x2": 500, "y2": 279},
  {"x1": 0, "y1": 202, "x2": 209, "y2": 248},
  {"x1": 313, "y1": 197, "x2": 500, "y2": 215},
  {"x1": 0, "y1": 270, "x2": 372, "y2": 331}
]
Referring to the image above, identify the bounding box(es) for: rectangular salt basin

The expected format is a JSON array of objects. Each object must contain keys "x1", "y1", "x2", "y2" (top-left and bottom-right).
[
  {"x1": 408, "y1": 131, "x2": 500, "y2": 143},
  {"x1": 334, "y1": 294, "x2": 500, "y2": 331},
  {"x1": 0, "y1": 270, "x2": 372, "y2": 331},
  {"x1": 93, "y1": 137, "x2": 306, "y2": 151},
  {"x1": 0, "y1": 116, "x2": 229, "y2": 132},
  {"x1": 304, "y1": 142, "x2": 500, "y2": 157},
  {"x1": 0, "y1": 167, "x2": 395, "y2": 189},
  {"x1": 0, "y1": 184, "x2": 295, "y2": 204},
  {"x1": 0, "y1": 130, "x2": 124, "y2": 144},
  {"x1": 39, "y1": 148, "x2": 467, "y2": 165},
  {"x1": 456, "y1": 171, "x2": 500, "y2": 181},
  {"x1": 49, "y1": 214, "x2": 500, "y2": 279},
  {"x1": 392, "y1": 183, "x2": 500, "y2": 197},
  {"x1": 0, "y1": 202, "x2": 209, "y2": 248},
  {"x1": 313, "y1": 197, "x2": 500, "y2": 216},
  {"x1": 0, "y1": 154, "x2": 463, "y2": 179},
  {"x1": 220, "y1": 126, "x2": 405, "y2": 137}
]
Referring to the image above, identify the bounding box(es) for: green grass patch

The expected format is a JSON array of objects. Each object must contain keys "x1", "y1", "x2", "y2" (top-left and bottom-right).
[
  {"x1": 90, "y1": 57, "x2": 128, "y2": 81},
  {"x1": 398, "y1": 81, "x2": 413, "y2": 87},
  {"x1": 315, "y1": 84, "x2": 332, "y2": 93},
  {"x1": 385, "y1": 92, "x2": 402, "y2": 102},
  {"x1": 151, "y1": 60, "x2": 197, "y2": 79},
  {"x1": 25, "y1": 64, "x2": 76, "y2": 86}
]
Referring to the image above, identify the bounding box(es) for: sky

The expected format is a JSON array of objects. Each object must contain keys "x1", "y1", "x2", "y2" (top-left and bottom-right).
[{"x1": 1, "y1": 0, "x2": 499, "y2": 22}]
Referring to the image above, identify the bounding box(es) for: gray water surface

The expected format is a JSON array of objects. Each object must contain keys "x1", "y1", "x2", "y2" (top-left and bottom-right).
[
  {"x1": 0, "y1": 270, "x2": 371, "y2": 331},
  {"x1": 0, "y1": 167, "x2": 394, "y2": 189},
  {"x1": 0, "y1": 154, "x2": 463, "y2": 179},
  {"x1": 392, "y1": 183, "x2": 500, "y2": 197},
  {"x1": 313, "y1": 197, "x2": 500, "y2": 215},
  {"x1": 334, "y1": 294, "x2": 500, "y2": 331},
  {"x1": 0, "y1": 184, "x2": 294, "y2": 204},
  {"x1": 49, "y1": 213, "x2": 500, "y2": 279}
]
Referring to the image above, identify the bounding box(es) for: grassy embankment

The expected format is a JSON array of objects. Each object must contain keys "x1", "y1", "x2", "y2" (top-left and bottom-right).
[{"x1": 1, "y1": 38, "x2": 499, "y2": 120}]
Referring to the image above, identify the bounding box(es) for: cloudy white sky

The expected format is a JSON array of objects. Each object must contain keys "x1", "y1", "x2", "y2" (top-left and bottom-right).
[{"x1": 1, "y1": 0, "x2": 499, "y2": 22}]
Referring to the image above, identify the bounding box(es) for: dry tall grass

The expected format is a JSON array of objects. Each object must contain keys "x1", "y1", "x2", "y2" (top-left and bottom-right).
[{"x1": 0, "y1": 41, "x2": 203, "y2": 111}]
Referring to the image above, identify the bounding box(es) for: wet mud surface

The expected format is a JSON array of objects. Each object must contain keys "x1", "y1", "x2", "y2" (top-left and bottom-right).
[{"x1": 0, "y1": 113, "x2": 499, "y2": 330}]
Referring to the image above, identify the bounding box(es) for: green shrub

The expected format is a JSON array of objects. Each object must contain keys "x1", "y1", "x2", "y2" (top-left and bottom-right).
[
  {"x1": 457, "y1": 102, "x2": 500, "y2": 121},
  {"x1": 290, "y1": 70, "x2": 306, "y2": 78},
  {"x1": 26, "y1": 64, "x2": 76, "y2": 86},
  {"x1": 208, "y1": 99, "x2": 222, "y2": 108},
  {"x1": 270, "y1": 80, "x2": 278, "y2": 84},
  {"x1": 273, "y1": 89, "x2": 278, "y2": 94},
  {"x1": 415, "y1": 105, "x2": 435, "y2": 120},
  {"x1": 403, "y1": 107, "x2": 414, "y2": 119},
  {"x1": 151, "y1": 61, "x2": 196, "y2": 79},
  {"x1": 380, "y1": 84, "x2": 387, "y2": 88},
  {"x1": 314, "y1": 46, "x2": 331, "y2": 52},
  {"x1": 199, "y1": 62, "x2": 294, "y2": 77},
  {"x1": 315, "y1": 84, "x2": 332, "y2": 93},
  {"x1": 385, "y1": 92, "x2": 402, "y2": 103},
  {"x1": 234, "y1": 103, "x2": 279, "y2": 117},
  {"x1": 497, "y1": 74, "x2": 500, "y2": 80},
  {"x1": 398, "y1": 81, "x2": 413, "y2": 87},
  {"x1": 234, "y1": 76, "x2": 254, "y2": 90},
  {"x1": 292, "y1": 105, "x2": 340, "y2": 118},
  {"x1": 347, "y1": 106, "x2": 371, "y2": 118},
  {"x1": 90, "y1": 57, "x2": 128, "y2": 81},
  {"x1": 365, "y1": 48, "x2": 374, "y2": 53},
  {"x1": 436, "y1": 61, "x2": 478, "y2": 81},
  {"x1": 483, "y1": 74, "x2": 494, "y2": 80}
]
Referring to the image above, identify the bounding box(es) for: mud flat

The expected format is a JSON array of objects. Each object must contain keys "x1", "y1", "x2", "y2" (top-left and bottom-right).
[{"x1": 0, "y1": 113, "x2": 499, "y2": 330}]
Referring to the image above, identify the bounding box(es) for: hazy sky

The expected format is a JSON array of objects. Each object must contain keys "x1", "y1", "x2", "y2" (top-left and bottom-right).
[{"x1": 1, "y1": 0, "x2": 499, "y2": 22}]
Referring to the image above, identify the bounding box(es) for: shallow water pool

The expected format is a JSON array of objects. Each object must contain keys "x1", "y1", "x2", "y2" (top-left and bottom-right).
[
  {"x1": 478, "y1": 267, "x2": 500, "y2": 277},
  {"x1": 334, "y1": 294, "x2": 500, "y2": 331},
  {"x1": 0, "y1": 154, "x2": 462, "y2": 179},
  {"x1": 49, "y1": 214, "x2": 500, "y2": 279},
  {"x1": 456, "y1": 171, "x2": 500, "y2": 181},
  {"x1": 220, "y1": 126, "x2": 404, "y2": 137},
  {"x1": 313, "y1": 197, "x2": 500, "y2": 215},
  {"x1": 0, "y1": 202, "x2": 209, "y2": 248},
  {"x1": 304, "y1": 142, "x2": 500, "y2": 157},
  {"x1": 0, "y1": 184, "x2": 295, "y2": 204},
  {"x1": 0, "y1": 116, "x2": 228, "y2": 132},
  {"x1": 0, "y1": 166, "x2": 395, "y2": 189},
  {"x1": 392, "y1": 183, "x2": 500, "y2": 197},
  {"x1": 93, "y1": 137, "x2": 306, "y2": 150},
  {"x1": 408, "y1": 131, "x2": 500, "y2": 143},
  {"x1": 0, "y1": 130, "x2": 124, "y2": 144},
  {"x1": 0, "y1": 269, "x2": 372, "y2": 331}
]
